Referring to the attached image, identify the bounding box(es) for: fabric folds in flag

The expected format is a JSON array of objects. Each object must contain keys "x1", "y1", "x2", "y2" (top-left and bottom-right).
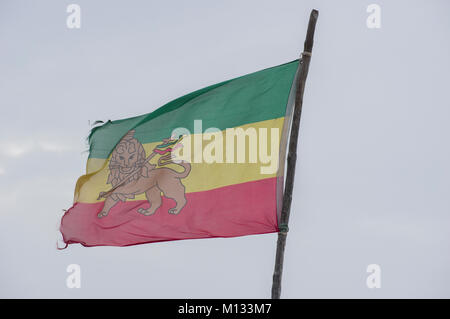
[{"x1": 60, "y1": 60, "x2": 299, "y2": 247}]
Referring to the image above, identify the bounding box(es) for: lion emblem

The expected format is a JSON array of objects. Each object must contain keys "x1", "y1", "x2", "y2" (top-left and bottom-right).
[{"x1": 97, "y1": 130, "x2": 191, "y2": 218}]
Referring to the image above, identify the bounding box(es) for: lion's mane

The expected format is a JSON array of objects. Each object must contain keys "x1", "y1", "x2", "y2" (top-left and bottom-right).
[{"x1": 107, "y1": 130, "x2": 147, "y2": 187}]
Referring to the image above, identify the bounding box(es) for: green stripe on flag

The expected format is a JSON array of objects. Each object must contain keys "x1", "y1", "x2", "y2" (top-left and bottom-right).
[{"x1": 88, "y1": 60, "x2": 299, "y2": 159}]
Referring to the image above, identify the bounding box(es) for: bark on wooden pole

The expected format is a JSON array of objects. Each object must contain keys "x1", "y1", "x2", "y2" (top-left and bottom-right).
[{"x1": 271, "y1": 9, "x2": 318, "y2": 299}]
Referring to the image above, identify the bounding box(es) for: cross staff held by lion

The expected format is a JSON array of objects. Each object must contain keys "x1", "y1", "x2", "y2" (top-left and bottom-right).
[{"x1": 97, "y1": 130, "x2": 191, "y2": 218}]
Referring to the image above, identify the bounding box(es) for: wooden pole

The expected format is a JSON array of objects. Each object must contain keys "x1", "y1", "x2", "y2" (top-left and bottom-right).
[{"x1": 271, "y1": 9, "x2": 318, "y2": 299}]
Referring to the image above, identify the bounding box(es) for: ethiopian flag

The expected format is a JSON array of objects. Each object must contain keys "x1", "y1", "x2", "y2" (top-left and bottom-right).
[{"x1": 60, "y1": 60, "x2": 299, "y2": 247}]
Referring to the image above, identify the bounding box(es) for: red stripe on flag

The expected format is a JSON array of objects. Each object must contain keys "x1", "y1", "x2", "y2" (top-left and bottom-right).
[{"x1": 60, "y1": 177, "x2": 278, "y2": 247}]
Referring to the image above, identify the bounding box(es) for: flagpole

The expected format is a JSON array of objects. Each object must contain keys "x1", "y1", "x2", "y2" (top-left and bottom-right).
[{"x1": 271, "y1": 9, "x2": 318, "y2": 299}]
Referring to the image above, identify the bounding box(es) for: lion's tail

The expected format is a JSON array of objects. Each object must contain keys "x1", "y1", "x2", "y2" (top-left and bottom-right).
[{"x1": 158, "y1": 155, "x2": 191, "y2": 179}]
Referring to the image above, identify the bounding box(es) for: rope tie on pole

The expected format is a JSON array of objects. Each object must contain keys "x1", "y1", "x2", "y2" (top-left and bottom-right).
[
  {"x1": 278, "y1": 223, "x2": 289, "y2": 234},
  {"x1": 301, "y1": 51, "x2": 312, "y2": 57}
]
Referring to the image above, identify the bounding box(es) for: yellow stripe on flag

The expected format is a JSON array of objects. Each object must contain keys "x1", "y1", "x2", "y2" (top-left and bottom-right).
[{"x1": 75, "y1": 117, "x2": 284, "y2": 203}]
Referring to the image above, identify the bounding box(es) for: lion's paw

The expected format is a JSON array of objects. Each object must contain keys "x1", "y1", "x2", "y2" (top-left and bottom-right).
[
  {"x1": 138, "y1": 208, "x2": 156, "y2": 216},
  {"x1": 97, "y1": 211, "x2": 108, "y2": 218},
  {"x1": 168, "y1": 208, "x2": 180, "y2": 215}
]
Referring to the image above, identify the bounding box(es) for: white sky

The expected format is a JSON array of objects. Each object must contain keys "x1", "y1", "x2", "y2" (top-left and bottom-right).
[{"x1": 0, "y1": 0, "x2": 449, "y2": 298}]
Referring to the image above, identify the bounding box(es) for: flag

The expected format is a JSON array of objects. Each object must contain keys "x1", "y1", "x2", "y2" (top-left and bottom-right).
[{"x1": 60, "y1": 60, "x2": 299, "y2": 247}]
